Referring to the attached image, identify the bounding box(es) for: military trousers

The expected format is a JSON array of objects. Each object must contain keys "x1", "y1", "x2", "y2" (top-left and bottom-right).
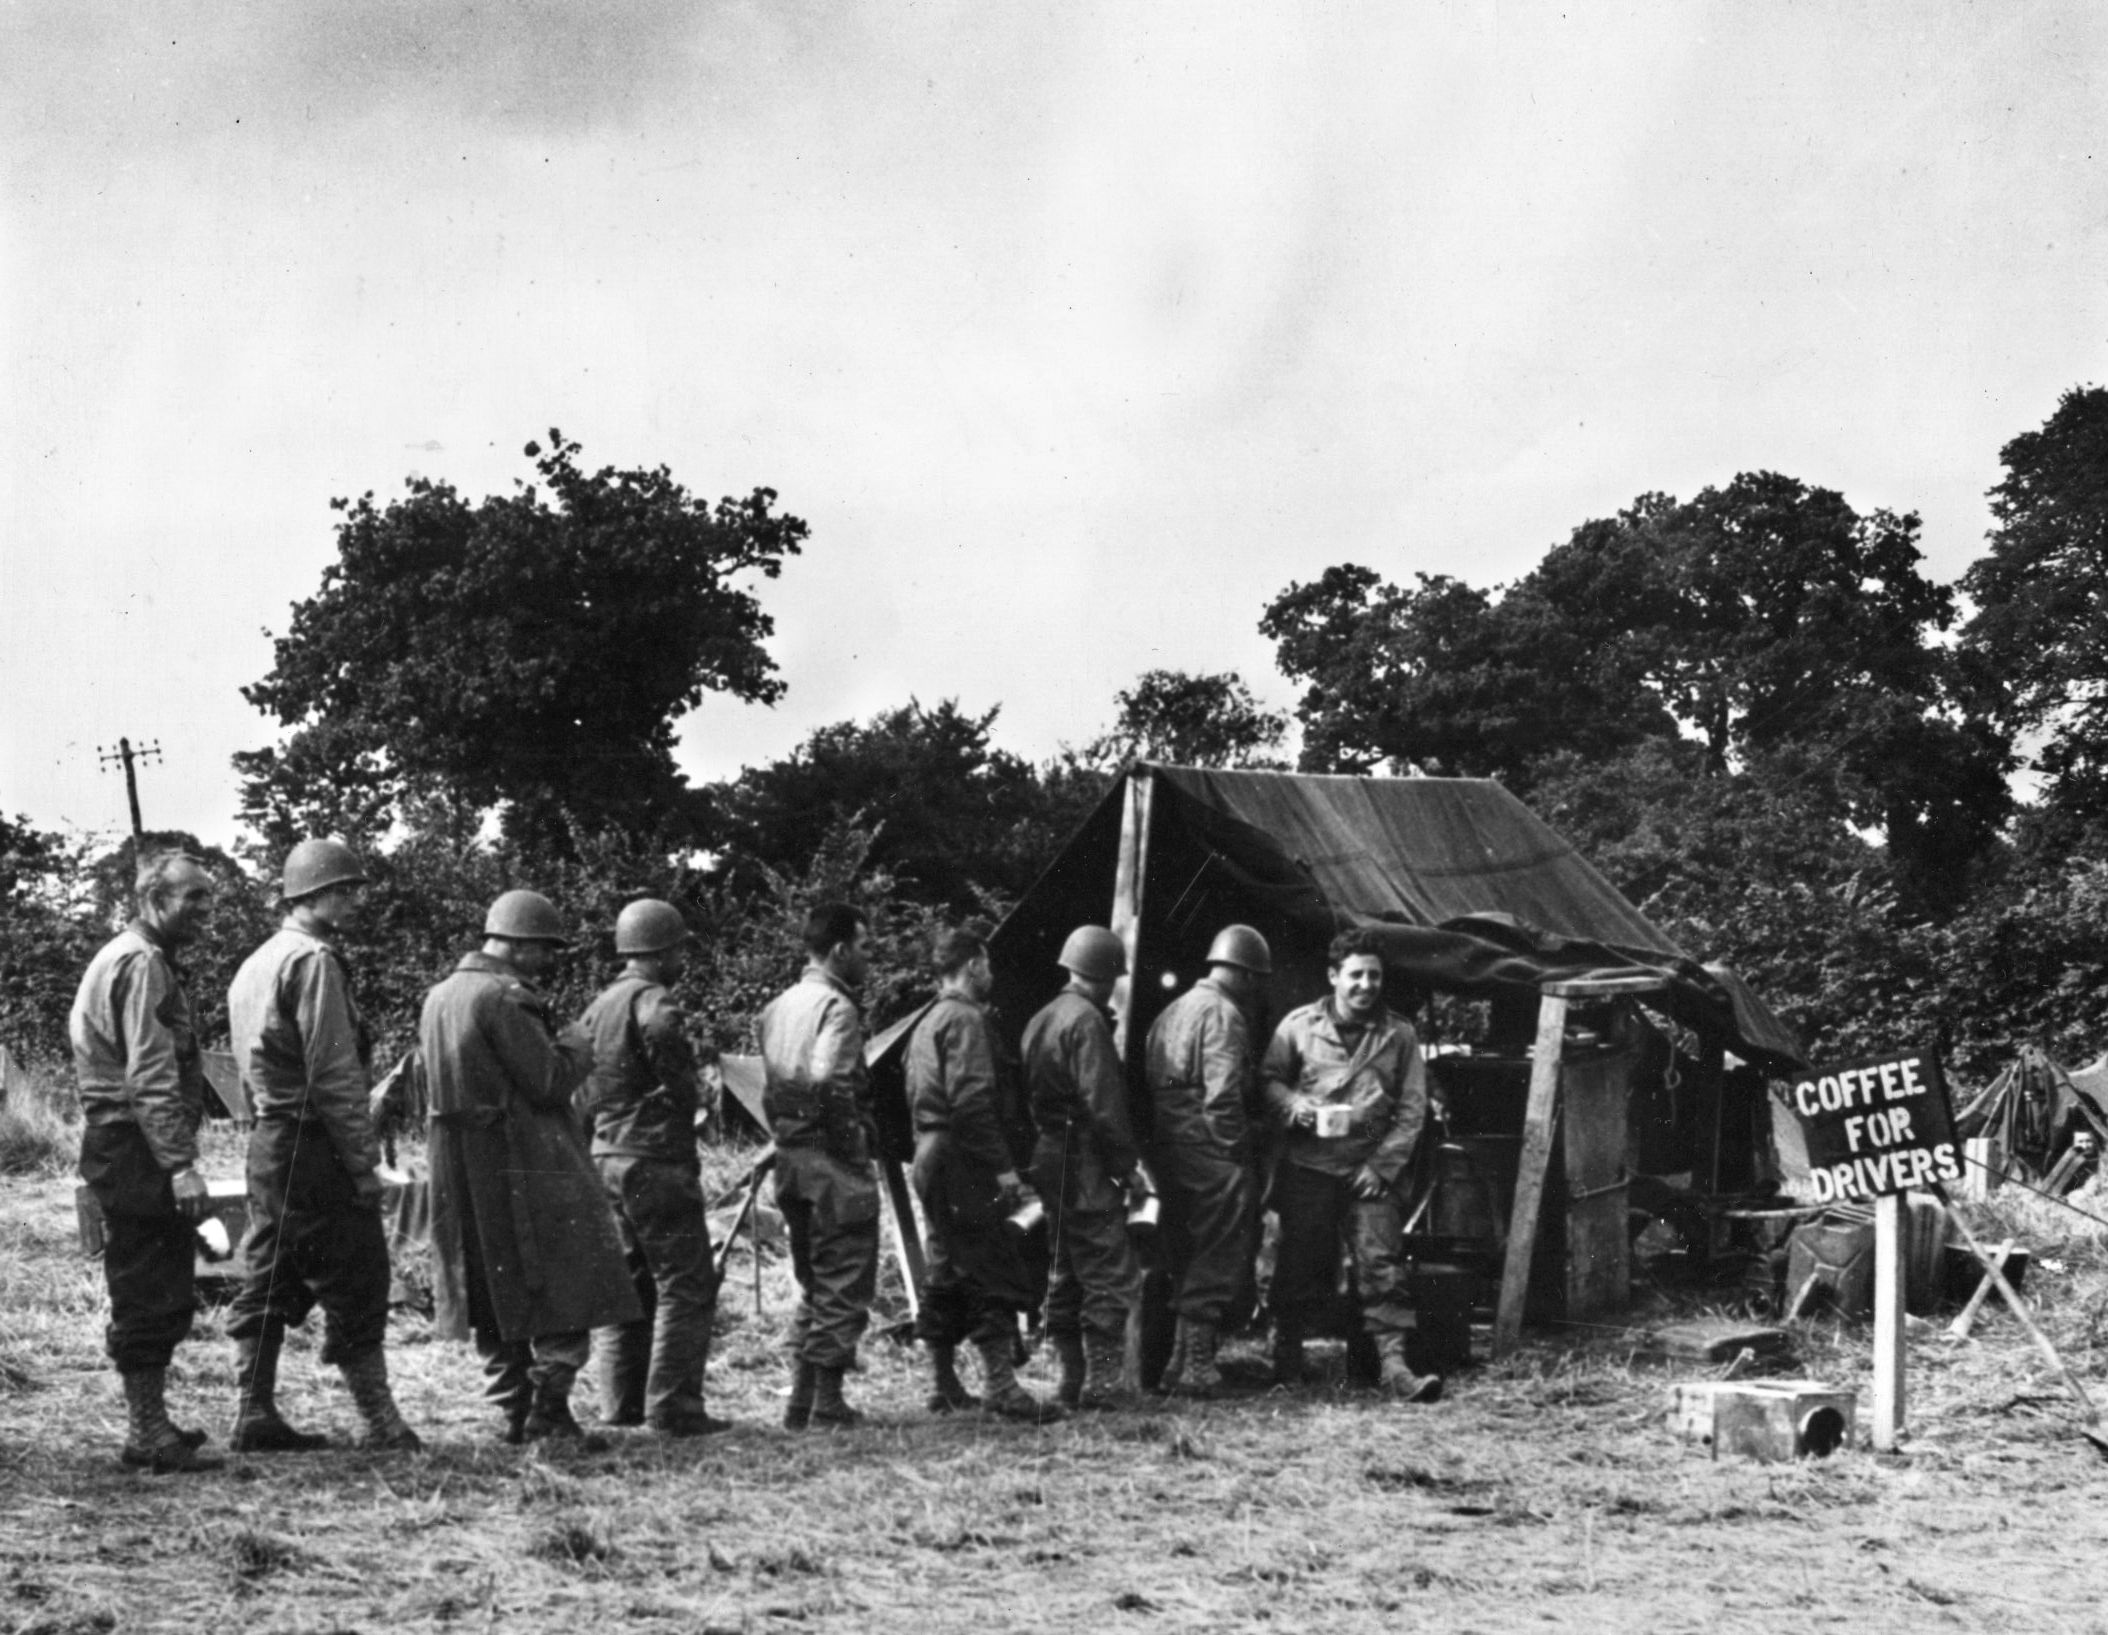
[
  {"x1": 1042, "y1": 1202, "x2": 1143, "y2": 1346},
  {"x1": 773, "y1": 1145, "x2": 880, "y2": 1370},
  {"x1": 1271, "y1": 1161, "x2": 1413, "y2": 1337},
  {"x1": 227, "y1": 1118, "x2": 392, "y2": 1364},
  {"x1": 593, "y1": 1154, "x2": 720, "y2": 1419},
  {"x1": 78, "y1": 1122, "x2": 197, "y2": 1373},
  {"x1": 1157, "y1": 1145, "x2": 1257, "y2": 1326}
]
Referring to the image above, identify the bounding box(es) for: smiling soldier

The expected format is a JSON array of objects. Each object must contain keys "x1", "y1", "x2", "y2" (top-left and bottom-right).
[{"x1": 1261, "y1": 927, "x2": 1440, "y2": 1402}]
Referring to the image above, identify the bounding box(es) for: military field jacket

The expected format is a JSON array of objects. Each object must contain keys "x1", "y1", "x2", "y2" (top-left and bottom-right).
[
  {"x1": 68, "y1": 921, "x2": 205, "y2": 1172},
  {"x1": 1023, "y1": 986, "x2": 1139, "y2": 1210},
  {"x1": 578, "y1": 969, "x2": 708, "y2": 1166},
  {"x1": 1261, "y1": 998, "x2": 1427, "y2": 1186},
  {"x1": 1145, "y1": 977, "x2": 1254, "y2": 1161},
  {"x1": 759, "y1": 966, "x2": 872, "y2": 1164},
  {"x1": 228, "y1": 919, "x2": 381, "y2": 1176},
  {"x1": 908, "y1": 994, "x2": 1013, "y2": 1185}
]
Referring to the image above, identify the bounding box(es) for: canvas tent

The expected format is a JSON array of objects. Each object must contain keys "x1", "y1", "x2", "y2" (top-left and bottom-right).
[
  {"x1": 889, "y1": 763, "x2": 1811, "y2": 1334},
  {"x1": 981, "y1": 764, "x2": 1802, "y2": 1077}
]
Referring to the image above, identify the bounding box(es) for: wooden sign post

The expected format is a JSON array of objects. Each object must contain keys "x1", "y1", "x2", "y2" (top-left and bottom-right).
[{"x1": 1782, "y1": 1049, "x2": 1961, "y2": 1452}]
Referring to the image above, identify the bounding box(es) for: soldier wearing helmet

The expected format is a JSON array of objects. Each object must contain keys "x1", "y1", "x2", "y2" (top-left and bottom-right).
[
  {"x1": 905, "y1": 923, "x2": 1062, "y2": 1424},
  {"x1": 1261, "y1": 926, "x2": 1439, "y2": 1403},
  {"x1": 758, "y1": 901, "x2": 881, "y2": 1430},
  {"x1": 575, "y1": 899, "x2": 730, "y2": 1436},
  {"x1": 1144, "y1": 924, "x2": 1272, "y2": 1398},
  {"x1": 1022, "y1": 924, "x2": 1148, "y2": 1410},
  {"x1": 224, "y1": 839, "x2": 420, "y2": 1453},
  {"x1": 419, "y1": 889, "x2": 641, "y2": 1443}
]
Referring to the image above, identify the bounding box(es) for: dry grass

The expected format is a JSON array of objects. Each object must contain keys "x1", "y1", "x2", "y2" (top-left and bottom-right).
[
  {"x1": 5, "y1": 1152, "x2": 2108, "y2": 1635},
  {"x1": 0, "y1": 1062, "x2": 78, "y2": 1179}
]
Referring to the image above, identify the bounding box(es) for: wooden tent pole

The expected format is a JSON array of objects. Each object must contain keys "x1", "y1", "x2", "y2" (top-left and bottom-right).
[
  {"x1": 1494, "y1": 993, "x2": 1568, "y2": 1355},
  {"x1": 1492, "y1": 972, "x2": 1666, "y2": 1357},
  {"x1": 1109, "y1": 767, "x2": 1155, "y2": 1061},
  {"x1": 880, "y1": 1154, "x2": 927, "y2": 1319}
]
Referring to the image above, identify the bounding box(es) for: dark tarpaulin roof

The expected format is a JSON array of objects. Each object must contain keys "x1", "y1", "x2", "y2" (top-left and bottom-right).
[
  {"x1": 1148, "y1": 766, "x2": 1682, "y2": 954},
  {"x1": 989, "y1": 765, "x2": 1805, "y2": 1072}
]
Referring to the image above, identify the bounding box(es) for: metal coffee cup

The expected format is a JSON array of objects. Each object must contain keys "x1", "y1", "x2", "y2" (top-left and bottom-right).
[
  {"x1": 1315, "y1": 1104, "x2": 1353, "y2": 1139},
  {"x1": 1006, "y1": 1194, "x2": 1047, "y2": 1237},
  {"x1": 1126, "y1": 1191, "x2": 1161, "y2": 1234}
]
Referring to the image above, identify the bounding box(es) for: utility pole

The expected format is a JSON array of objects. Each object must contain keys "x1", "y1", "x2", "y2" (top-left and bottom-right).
[{"x1": 97, "y1": 737, "x2": 162, "y2": 845}]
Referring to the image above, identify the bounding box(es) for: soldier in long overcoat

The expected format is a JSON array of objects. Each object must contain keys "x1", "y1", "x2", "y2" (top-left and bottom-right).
[{"x1": 420, "y1": 889, "x2": 640, "y2": 1441}]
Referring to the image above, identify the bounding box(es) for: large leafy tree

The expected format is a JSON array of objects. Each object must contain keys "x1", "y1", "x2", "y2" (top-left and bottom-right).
[
  {"x1": 1259, "y1": 565, "x2": 1673, "y2": 779},
  {"x1": 1080, "y1": 668, "x2": 1290, "y2": 770},
  {"x1": 1262, "y1": 473, "x2": 2008, "y2": 911},
  {"x1": 1960, "y1": 385, "x2": 2108, "y2": 824},
  {"x1": 709, "y1": 699, "x2": 1058, "y2": 912},
  {"x1": 236, "y1": 433, "x2": 806, "y2": 852}
]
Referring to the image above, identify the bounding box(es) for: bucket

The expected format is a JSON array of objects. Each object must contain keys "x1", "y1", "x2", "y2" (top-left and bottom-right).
[{"x1": 1405, "y1": 1262, "x2": 1477, "y2": 1373}]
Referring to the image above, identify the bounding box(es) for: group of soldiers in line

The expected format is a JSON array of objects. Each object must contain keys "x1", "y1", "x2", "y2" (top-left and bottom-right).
[{"x1": 68, "y1": 841, "x2": 1440, "y2": 1473}]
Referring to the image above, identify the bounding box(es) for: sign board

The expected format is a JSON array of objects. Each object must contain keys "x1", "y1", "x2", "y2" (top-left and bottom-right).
[{"x1": 1785, "y1": 1050, "x2": 1960, "y2": 1203}]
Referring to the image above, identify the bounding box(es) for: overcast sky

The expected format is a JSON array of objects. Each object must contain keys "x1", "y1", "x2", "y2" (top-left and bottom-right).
[{"x1": 4, "y1": 1, "x2": 2103, "y2": 849}]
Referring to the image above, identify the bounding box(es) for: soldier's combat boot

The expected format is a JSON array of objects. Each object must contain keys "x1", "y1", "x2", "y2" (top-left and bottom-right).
[
  {"x1": 596, "y1": 1320, "x2": 651, "y2": 1428},
  {"x1": 1167, "y1": 1319, "x2": 1222, "y2": 1400},
  {"x1": 523, "y1": 1369, "x2": 606, "y2": 1448},
  {"x1": 339, "y1": 1347, "x2": 424, "y2": 1451},
  {"x1": 1079, "y1": 1331, "x2": 1138, "y2": 1411},
  {"x1": 230, "y1": 1325, "x2": 329, "y2": 1453},
  {"x1": 643, "y1": 1311, "x2": 731, "y2": 1436},
  {"x1": 1270, "y1": 1316, "x2": 1308, "y2": 1387},
  {"x1": 925, "y1": 1343, "x2": 980, "y2": 1413},
  {"x1": 975, "y1": 1338, "x2": 1064, "y2": 1424},
  {"x1": 783, "y1": 1359, "x2": 816, "y2": 1431},
  {"x1": 121, "y1": 1368, "x2": 223, "y2": 1473},
  {"x1": 810, "y1": 1364, "x2": 864, "y2": 1430},
  {"x1": 1374, "y1": 1333, "x2": 1442, "y2": 1403},
  {"x1": 1051, "y1": 1331, "x2": 1086, "y2": 1410}
]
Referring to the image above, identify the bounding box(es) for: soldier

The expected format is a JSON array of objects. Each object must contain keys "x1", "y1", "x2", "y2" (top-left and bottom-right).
[
  {"x1": 907, "y1": 924, "x2": 1062, "y2": 1423},
  {"x1": 1024, "y1": 925, "x2": 1148, "y2": 1410},
  {"x1": 579, "y1": 898, "x2": 730, "y2": 1437},
  {"x1": 1146, "y1": 924, "x2": 1271, "y2": 1398},
  {"x1": 758, "y1": 902, "x2": 879, "y2": 1430},
  {"x1": 420, "y1": 889, "x2": 641, "y2": 1442},
  {"x1": 225, "y1": 839, "x2": 420, "y2": 1452},
  {"x1": 70, "y1": 851, "x2": 223, "y2": 1472},
  {"x1": 1261, "y1": 927, "x2": 1440, "y2": 1402}
]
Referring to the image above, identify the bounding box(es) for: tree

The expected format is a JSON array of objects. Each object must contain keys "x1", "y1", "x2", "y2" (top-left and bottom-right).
[
  {"x1": 1961, "y1": 385, "x2": 2108, "y2": 822},
  {"x1": 1262, "y1": 473, "x2": 2009, "y2": 910},
  {"x1": 1258, "y1": 565, "x2": 1676, "y2": 780},
  {"x1": 236, "y1": 432, "x2": 806, "y2": 852},
  {"x1": 1081, "y1": 669, "x2": 1289, "y2": 770},
  {"x1": 709, "y1": 700, "x2": 1056, "y2": 912}
]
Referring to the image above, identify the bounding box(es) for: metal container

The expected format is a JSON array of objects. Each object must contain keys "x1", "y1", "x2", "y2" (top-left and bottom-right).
[
  {"x1": 1005, "y1": 1194, "x2": 1047, "y2": 1237},
  {"x1": 1126, "y1": 1191, "x2": 1161, "y2": 1234},
  {"x1": 1668, "y1": 1379, "x2": 1857, "y2": 1461},
  {"x1": 1315, "y1": 1104, "x2": 1353, "y2": 1138}
]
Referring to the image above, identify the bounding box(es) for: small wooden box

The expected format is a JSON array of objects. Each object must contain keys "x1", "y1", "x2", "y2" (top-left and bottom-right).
[{"x1": 1668, "y1": 1379, "x2": 1857, "y2": 1461}]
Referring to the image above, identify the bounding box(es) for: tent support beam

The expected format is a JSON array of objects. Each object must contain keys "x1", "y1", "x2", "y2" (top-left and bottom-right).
[
  {"x1": 1109, "y1": 768, "x2": 1155, "y2": 1059},
  {"x1": 1493, "y1": 973, "x2": 1665, "y2": 1357}
]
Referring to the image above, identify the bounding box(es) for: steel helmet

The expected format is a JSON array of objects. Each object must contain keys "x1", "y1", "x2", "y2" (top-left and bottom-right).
[
  {"x1": 484, "y1": 889, "x2": 568, "y2": 945},
  {"x1": 282, "y1": 839, "x2": 367, "y2": 902},
  {"x1": 1205, "y1": 923, "x2": 1272, "y2": 975},
  {"x1": 1057, "y1": 925, "x2": 1127, "y2": 982},
  {"x1": 614, "y1": 898, "x2": 689, "y2": 956}
]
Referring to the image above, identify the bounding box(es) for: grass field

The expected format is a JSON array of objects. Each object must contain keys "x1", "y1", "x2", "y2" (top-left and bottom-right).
[{"x1": 5, "y1": 1126, "x2": 2108, "y2": 1635}]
